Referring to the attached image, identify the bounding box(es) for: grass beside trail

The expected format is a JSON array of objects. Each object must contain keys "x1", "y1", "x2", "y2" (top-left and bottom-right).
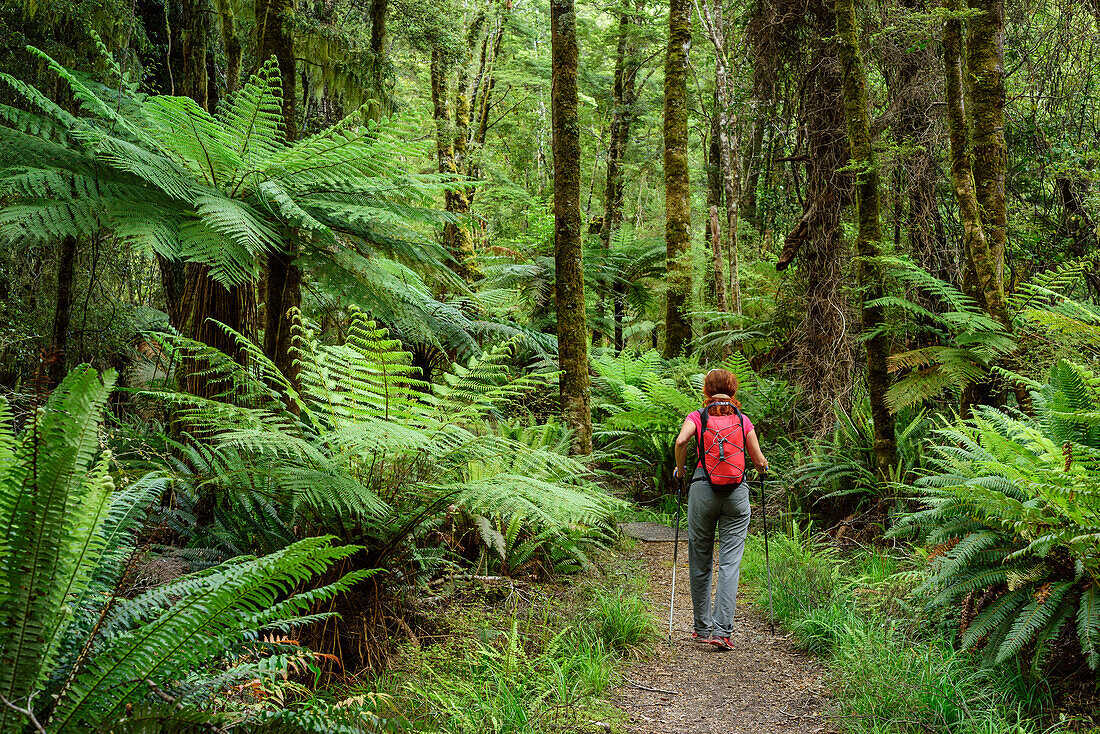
[
  {"x1": 738, "y1": 526, "x2": 1098, "y2": 734},
  {"x1": 335, "y1": 552, "x2": 658, "y2": 733}
]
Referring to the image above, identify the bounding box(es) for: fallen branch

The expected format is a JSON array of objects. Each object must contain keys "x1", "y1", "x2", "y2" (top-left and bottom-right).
[{"x1": 624, "y1": 678, "x2": 679, "y2": 696}]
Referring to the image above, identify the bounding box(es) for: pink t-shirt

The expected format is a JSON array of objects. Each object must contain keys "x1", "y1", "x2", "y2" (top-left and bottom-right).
[{"x1": 684, "y1": 410, "x2": 754, "y2": 468}]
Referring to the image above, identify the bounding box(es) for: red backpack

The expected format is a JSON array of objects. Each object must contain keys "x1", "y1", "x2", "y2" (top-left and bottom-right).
[{"x1": 696, "y1": 404, "x2": 747, "y2": 489}]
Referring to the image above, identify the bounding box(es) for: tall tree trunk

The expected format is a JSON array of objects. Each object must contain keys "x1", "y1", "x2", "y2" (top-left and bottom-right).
[
  {"x1": 944, "y1": 0, "x2": 1011, "y2": 331},
  {"x1": 169, "y1": 0, "x2": 210, "y2": 106},
  {"x1": 257, "y1": 0, "x2": 301, "y2": 397},
  {"x1": 47, "y1": 236, "x2": 77, "y2": 388},
  {"x1": 597, "y1": 5, "x2": 636, "y2": 346},
  {"x1": 698, "y1": 0, "x2": 741, "y2": 314},
  {"x1": 836, "y1": 0, "x2": 897, "y2": 479},
  {"x1": 367, "y1": 0, "x2": 389, "y2": 120},
  {"x1": 710, "y1": 205, "x2": 730, "y2": 327},
  {"x1": 663, "y1": 0, "x2": 693, "y2": 358},
  {"x1": 742, "y1": 100, "x2": 768, "y2": 231},
  {"x1": 705, "y1": 109, "x2": 724, "y2": 313},
  {"x1": 444, "y1": 18, "x2": 484, "y2": 283},
  {"x1": 432, "y1": 46, "x2": 479, "y2": 282},
  {"x1": 775, "y1": 2, "x2": 854, "y2": 432},
  {"x1": 213, "y1": 0, "x2": 242, "y2": 98},
  {"x1": 967, "y1": 0, "x2": 1007, "y2": 282},
  {"x1": 551, "y1": 0, "x2": 592, "y2": 454}
]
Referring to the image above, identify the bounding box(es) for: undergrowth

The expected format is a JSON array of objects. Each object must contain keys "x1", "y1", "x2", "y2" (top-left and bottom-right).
[
  {"x1": 344, "y1": 572, "x2": 657, "y2": 733},
  {"x1": 739, "y1": 527, "x2": 1097, "y2": 734}
]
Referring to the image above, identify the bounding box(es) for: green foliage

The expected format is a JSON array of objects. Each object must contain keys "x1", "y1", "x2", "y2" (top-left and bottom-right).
[
  {"x1": 0, "y1": 47, "x2": 476, "y2": 352},
  {"x1": 739, "y1": 530, "x2": 1074, "y2": 734},
  {"x1": 872, "y1": 259, "x2": 1017, "y2": 412},
  {"x1": 386, "y1": 577, "x2": 650, "y2": 733},
  {"x1": 590, "y1": 350, "x2": 759, "y2": 494},
  {"x1": 880, "y1": 258, "x2": 1100, "y2": 412},
  {"x1": 151, "y1": 311, "x2": 622, "y2": 576},
  {"x1": 794, "y1": 398, "x2": 931, "y2": 504},
  {"x1": 890, "y1": 360, "x2": 1100, "y2": 674},
  {"x1": 0, "y1": 366, "x2": 372, "y2": 732}
]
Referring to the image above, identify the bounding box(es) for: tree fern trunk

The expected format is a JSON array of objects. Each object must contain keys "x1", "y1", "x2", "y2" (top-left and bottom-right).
[
  {"x1": 663, "y1": 0, "x2": 693, "y2": 358},
  {"x1": 835, "y1": 0, "x2": 897, "y2": 479},
  {"x1": 552, "y1": 0, "x2": 592, "y2": 454}
]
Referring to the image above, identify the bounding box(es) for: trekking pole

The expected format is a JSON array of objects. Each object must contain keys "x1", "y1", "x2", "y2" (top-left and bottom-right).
[
  {"x1": 668, "y1": 473, "x2": 684, "y2": 645},
  {"x1": 760, "y1": 472, "x2": 775, "y2": 635}
]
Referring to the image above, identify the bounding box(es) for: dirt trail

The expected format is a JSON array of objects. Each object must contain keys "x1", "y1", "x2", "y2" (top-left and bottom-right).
[{"x1": 611, "y1": 539, "x2": 830, "y2": 734}]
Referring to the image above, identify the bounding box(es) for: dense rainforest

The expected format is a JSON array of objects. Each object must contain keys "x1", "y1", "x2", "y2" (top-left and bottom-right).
[{"x1": 1, "y1": 0, "x2": 1099, "y2": 729}]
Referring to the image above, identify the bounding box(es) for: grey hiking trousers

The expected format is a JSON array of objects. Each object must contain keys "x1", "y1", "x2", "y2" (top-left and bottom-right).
[{"x1": 687, "y1": 467, "x2": 751, "y2": 638}]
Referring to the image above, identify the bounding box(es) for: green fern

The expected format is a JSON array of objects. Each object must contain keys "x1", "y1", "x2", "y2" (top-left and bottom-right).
[
  {"x1": 891, "y1": 359, "x2": 1100, "y2": 675},
  {"x1": 0, "y1": 47, "x2": 476, "y2": 354},
  {"x1": 0, "y1": 367, "x2": 371, "y2": 732},
  {"x1": 142, "y1": 312, "x2": 621, "y2": 575}
]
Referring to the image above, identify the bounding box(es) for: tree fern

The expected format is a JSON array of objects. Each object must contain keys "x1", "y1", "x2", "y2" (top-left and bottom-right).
[
  {"x1": 0, "y1": 45, "x2": 482, "y2": 359},
  {"x1": 891, "y1": 360, "x2": 1100, "y2": 675}
]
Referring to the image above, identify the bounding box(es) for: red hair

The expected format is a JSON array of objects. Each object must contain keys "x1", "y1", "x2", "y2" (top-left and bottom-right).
[{"x1": 703, "y1": 369, "x2": 740, "y2": 415}]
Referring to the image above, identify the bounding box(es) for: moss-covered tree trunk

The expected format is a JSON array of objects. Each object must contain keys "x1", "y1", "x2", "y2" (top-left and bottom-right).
[
  {"x1": 367, "y1": 0, "x2": 389, "y2": 120},
  {"x1": 705, "y1": 111, "x2": 728, "y2": 322},
  {"x1": 967, "y1": 0, "x2": 1006, "y2": 283},
  {"x1": 551, "y1": 0, "x2": 592, "y2": 454},
  {"x1": 663, "y1": 0, "x2": 693, "y2": 357},
  {"x1": 835, "y1": 0, "x2": 897, "y2": 480},
  {"x1": 597, "y1": 4, "x2": 637, "y2": 347},
  {"x1": 944, "y1": 0, "x2": 1011, "y2": 332},
  {"x1": 257, "y1": 0, "x2": 301, "y2": 398},
  {"x1": 212, "y1": 0, "x2": 242, "y2": 98},
  {"x1": 432, "y1": 46, "x2": 479, "y2": 283},
  {"x1": 773, "y1": 2, "x2": 853, "y2": 432}
]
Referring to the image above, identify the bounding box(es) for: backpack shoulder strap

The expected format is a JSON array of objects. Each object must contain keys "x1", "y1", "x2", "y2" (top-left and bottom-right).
[{"x1": 696, "y1": 408, "x2": 714, "y2": 485}]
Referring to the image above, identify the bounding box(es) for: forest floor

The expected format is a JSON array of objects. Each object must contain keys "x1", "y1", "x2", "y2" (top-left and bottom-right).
[{"x1": 610, "y1": 536, "x2": 831, "y2": 734}]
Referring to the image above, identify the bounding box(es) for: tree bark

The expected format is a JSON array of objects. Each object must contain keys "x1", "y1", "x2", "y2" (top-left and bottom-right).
[
  {"x1": 710, "y1": 205, "x2": 730, "y2": 325},
  {"x1": 775, "y1": 1, "x2": 854, "y2": 432},
  {"x1": 944, "y1": 0, "x2": 1011, "y2": 331},
  {"x1": 47, "y1": 236, "x2": 77, "y2": 388},
  {"x1": 697, "y1": 0, "x2": 741, "y2": 314},
  {"x1": 432, "y1": 46, "x2": 479, "y2": 283},
  {"x1": 551, "y1": 0, "x2": 592, "y2": 454},
  {"x1": 663, "y1": 0, "x2": 693, "y2": 358},
  {"x1": 213, "y1": 0, "x2": 242, "y2": 98},
  {"x1": 257, "y1": 0, "x2": 302, "y2": 397},
  {"x1": 597, "y1": 5, "x2": 637, "y2": 347},
  {"x1": 367, "y1": 0, "x2": 389, "y2": 120},
  {"x1": 835, "y1": 0, "x2": 897, "y2": 479},
  {"x1": 967, "y1": 0, "x2": 1007, "y2": 282}
]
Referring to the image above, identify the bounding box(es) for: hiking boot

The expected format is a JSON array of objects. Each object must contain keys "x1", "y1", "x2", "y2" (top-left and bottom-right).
[
  {"x1": 691, "y1": 632, "x2": 712, "y2": 644},
  {"x1": 708, "y1": 636, "x2": 736, "y2": 651}
]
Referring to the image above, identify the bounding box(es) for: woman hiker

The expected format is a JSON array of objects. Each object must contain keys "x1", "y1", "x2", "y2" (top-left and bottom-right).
[{"x1": 672, "y1": 368, "x2": 769, "y2": 651}]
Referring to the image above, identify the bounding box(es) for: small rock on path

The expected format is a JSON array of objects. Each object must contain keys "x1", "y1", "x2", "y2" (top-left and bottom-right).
[{"x1": 611, "y1": 540, "x2": 830, "y2": 734}]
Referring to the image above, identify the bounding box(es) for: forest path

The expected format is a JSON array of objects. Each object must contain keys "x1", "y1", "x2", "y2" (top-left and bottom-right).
[{"x1": 610, "y1": 538, "x2": 831, "y2": 734}]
